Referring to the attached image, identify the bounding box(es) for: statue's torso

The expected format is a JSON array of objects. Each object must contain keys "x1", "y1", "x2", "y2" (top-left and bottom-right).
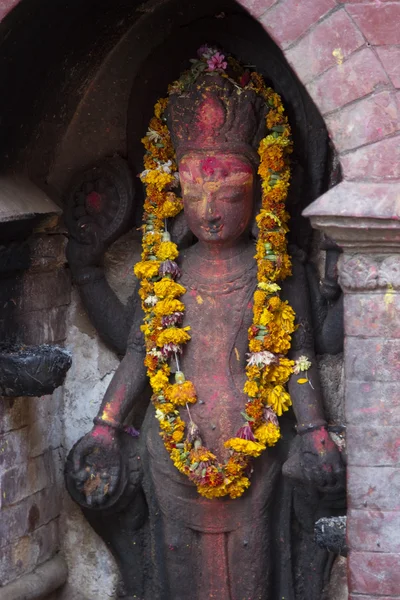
[
  {"x1": 177, "y1": 247, "x2": 257, "y2": 458},
  {"x1": 145, "y1": 245, "x2": 282, "y2": 532}
]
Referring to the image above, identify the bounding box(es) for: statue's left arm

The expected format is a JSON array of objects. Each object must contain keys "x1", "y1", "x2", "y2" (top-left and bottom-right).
[{"x1": 281, "y1": 250, "x2": 345, "y2": 489}]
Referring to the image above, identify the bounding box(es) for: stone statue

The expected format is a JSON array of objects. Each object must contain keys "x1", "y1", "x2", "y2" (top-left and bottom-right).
[{"x1": 65, "y1": 57, "x2": 345, "y2": 600}]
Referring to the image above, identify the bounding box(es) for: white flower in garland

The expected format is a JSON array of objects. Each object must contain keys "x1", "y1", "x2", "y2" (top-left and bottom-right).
[
  {"x1": 293, "y1": 355, "x2": 312, "y2": 375},
  {"x1": 144, "y1": 295, "x2": 159, "y2": 307},
  {"x1": 246, "y1": 351, "x2": 278, "y2": 367},
  {"x1": 146, "y1": 128, "x2": 162, "y2": 143}
]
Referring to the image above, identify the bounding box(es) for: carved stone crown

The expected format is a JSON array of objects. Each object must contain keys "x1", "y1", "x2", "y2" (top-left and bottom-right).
[{"x1": 166, "y1": 73, "x2": 268, "y2": 165}]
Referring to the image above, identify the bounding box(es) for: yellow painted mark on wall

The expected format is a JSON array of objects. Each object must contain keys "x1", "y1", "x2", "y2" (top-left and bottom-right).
[
  {"x1": 384, "y1": 284, "x2": 394, "y2": 308},
  {"x1": 196, "y1": 295, "x2": 204, "y2": 305},
  {"x1": 332, "y1": 48, "x2": 344, "y2": 65}
]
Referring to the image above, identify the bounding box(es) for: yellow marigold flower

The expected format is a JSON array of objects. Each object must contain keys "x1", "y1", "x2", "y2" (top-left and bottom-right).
[
  {"x1": 153, "y1": 278, "x2": 186, "y2": 299},
  {"x1": 142, "y1": 170, "x2": 174, "y2": 191},
  {"x1": 172, "y1": 430, "x2": 184, "y2": 443},
  {"x1": 224, "y1": 458, "x2": 243, "y2": 477},
  {"x1": 224, "y1": 438, "x2": 266, "y2": 457},
  {"x1": 165, "y1": 381, "x2": 197, "y2": 406},
  {"x1": 153, "y1": 402, "x2": 175, "y2": 414},
  {"x1": 156, "y1": 327, "x2": 191, "y2": 347},
  {"x1": 156, "y1": 241, "x2": 179, "y2": 262},
  {"x1": 160, "y1": 197, "x2": 183, "y2": 218},
  {"x1": 198, "y1": 485, "x2": 228, "y2": 499},
  {"x1": 253, "y1": 290, "x2": 266, "y2": 307},
  {"x1": 266, "y1": 385, "x2": 292, "y2": 416},
  {"x1": 249, "y1": 339, "x2": 262, "y2": 353},
  {"x1": 190, "y1": 447, "x2": 217, "y2": 463},
  {"x1": 268, "y1": 358, "x2": 294, "y2": 384},
  {"x1": 259, "y1": 308, "x2": 274, "y2": 327},
  {"x1": 154, "y1": 98, "x2": 168, "y2": 119},
  {"x1": 227, "y1": 476, "x2": 251, "y2": 499},
  {"x1": 150, "y1": 370, "x2": 169, "y2": 393},
  {"x1": 254, "y1": 422, "x2": 281, "y2": 446},
  {"x1": 159, "y1": 419, "x2": 173, "y2": 432},
  {"x1": 173, "y1": 417, "x2": 186, "y2": 432},
  {"x1": 170, "y1": 449, "x2": 188, "y2": 473},
  {"x1": 243, "y1": 380, "x2": 259, "y2": 398},
  {"x1": 276, "y1": 301, "x2": 296, "y2": 332},
  {"x1": 153, "y1": 298, "x2": 185, "y2": 316},
  {"x1": 134, "y1": 260, "x2": 161, "y2": 280},
  {"x1": 245, "y1": 365, "x2": 261, "y2": 380}
]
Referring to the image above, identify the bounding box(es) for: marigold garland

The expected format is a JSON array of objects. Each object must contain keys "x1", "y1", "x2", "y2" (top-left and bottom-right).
[{"x1": 134, "y1": 46, "x2": 299, "y2": 499}]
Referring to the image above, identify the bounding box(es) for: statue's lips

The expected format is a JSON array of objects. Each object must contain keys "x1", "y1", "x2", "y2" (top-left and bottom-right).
[{"x1": 202, "y1": 224, "x2": 223, "y2": 233}]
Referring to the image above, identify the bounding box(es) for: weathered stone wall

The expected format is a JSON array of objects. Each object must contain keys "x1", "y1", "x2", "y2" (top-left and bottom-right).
[
  {"x1": 0, "y1": 232, "x2": 70, "y2": 596},
  {"x1": 59, "y1": 231, "x2": 141, "y2": 600}
]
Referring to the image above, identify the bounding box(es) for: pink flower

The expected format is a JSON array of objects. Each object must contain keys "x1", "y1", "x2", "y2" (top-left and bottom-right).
[
  {"x1": 161, "y1": 312, "x2": 184, "y2": 327},
  {"x1": 236, "y1": 423, "x2": 255, "y2": 441},
  {"x1": 263, "y1": 407, "x2": 279, "y2": 427},
  {"x1": 207, "y1": 52, "x2": 227, "y2": 72},
  {"x1": 160, "y1": 343, "x2": 182, "y2": 359},
  {"x1": 159, "y1": 260, "x2": 181, "y2": 279}
]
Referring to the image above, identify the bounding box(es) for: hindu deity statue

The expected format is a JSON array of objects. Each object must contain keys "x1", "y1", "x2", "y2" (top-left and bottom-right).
[{"x1": 66, "y1": 48, "x2": 344, "y2": 600}]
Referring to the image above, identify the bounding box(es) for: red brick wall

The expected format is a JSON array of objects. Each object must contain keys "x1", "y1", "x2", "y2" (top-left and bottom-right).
[{"x1": 238, "y1": 0, "x2": 400, "y2": 186}]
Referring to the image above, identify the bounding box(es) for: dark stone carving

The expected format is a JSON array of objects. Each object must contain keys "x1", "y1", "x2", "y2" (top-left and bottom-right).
[
  {"x1": 65, "y1": 68, "x2": 345, "y2": 600},
  {"x1": 315, "y1": 516, "x2": 347, "y2": 557},
  {"x1": 0, "y1": 344, "x2": 71, "y2": 396}
]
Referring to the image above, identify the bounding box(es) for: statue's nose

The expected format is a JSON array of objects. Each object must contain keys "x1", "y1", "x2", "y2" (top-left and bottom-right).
[{"x1": 203, "y1": 194, "x2": 220, "y2": 222}]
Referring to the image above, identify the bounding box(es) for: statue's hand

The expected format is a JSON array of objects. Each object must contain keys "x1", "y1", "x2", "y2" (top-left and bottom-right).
[
  {"x1": 69, "y1": 425, "x2": 122, "y2": 507},
  {"x1": 299, "y1": 426, "x2": 345, "y2": 492},
  {"x1": 66, "y1": 222, "x2": 106, "y2": 271}
]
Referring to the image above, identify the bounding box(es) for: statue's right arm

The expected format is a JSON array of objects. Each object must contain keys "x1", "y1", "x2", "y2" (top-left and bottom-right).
[{"x1": 67, "y1": 232, "x2": 135, "y2": 355}]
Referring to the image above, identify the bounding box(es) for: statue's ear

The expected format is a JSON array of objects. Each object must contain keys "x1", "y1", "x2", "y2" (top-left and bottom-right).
[{"x1": 169, "y1": 210, "x2": 194, "y2": 250}]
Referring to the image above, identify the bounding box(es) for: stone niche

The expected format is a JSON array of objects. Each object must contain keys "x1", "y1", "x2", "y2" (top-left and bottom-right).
[{"x1": 0, "y1": 0, "x2": 398, "y2": 598}]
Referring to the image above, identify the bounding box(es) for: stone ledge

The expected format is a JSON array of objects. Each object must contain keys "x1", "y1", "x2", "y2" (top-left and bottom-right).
[
  {"x1": 303, "y1": 181, "x2": 400, "y2": 251},
  {"x1": 0, "y1": 554, "x2": 67, "y2": 600},
  {"x1": 0, "y1": 176, "x2": 61, "y2": 223}
]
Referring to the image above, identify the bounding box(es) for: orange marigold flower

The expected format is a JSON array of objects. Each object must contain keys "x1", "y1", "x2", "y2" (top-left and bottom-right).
[
  {"x1": 172, "y1": 430, "x2": 184, "y2": 443},
  {"x1": 165, "y1": 381, "x2": 197, "y2": 406}
]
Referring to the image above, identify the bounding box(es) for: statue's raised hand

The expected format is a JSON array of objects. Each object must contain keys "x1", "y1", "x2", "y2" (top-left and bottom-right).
[
  {"x1": 299, "y1": 426, "x2": 345, "y2": 493},
  {"x1": 68, "y1": 425, "x2": 123, "y2": 508},
  {"x1": 66, "y1": 221, "x2": 107, "y2": 272}
]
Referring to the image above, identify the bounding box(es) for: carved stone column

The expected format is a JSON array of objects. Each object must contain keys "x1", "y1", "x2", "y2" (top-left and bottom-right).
[{"x1": 304, "y1": 181, "x2": 400, "y2": 600}]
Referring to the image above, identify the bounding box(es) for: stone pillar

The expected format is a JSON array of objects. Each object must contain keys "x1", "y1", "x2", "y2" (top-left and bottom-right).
[{"x1": 304, "y1": 181, "x2": 400, "y2": 599}]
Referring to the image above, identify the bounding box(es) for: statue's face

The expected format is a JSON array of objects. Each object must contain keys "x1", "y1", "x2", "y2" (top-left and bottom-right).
[{"x1": 179, "y1": 152, "x2": 254, "y2": 246}]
